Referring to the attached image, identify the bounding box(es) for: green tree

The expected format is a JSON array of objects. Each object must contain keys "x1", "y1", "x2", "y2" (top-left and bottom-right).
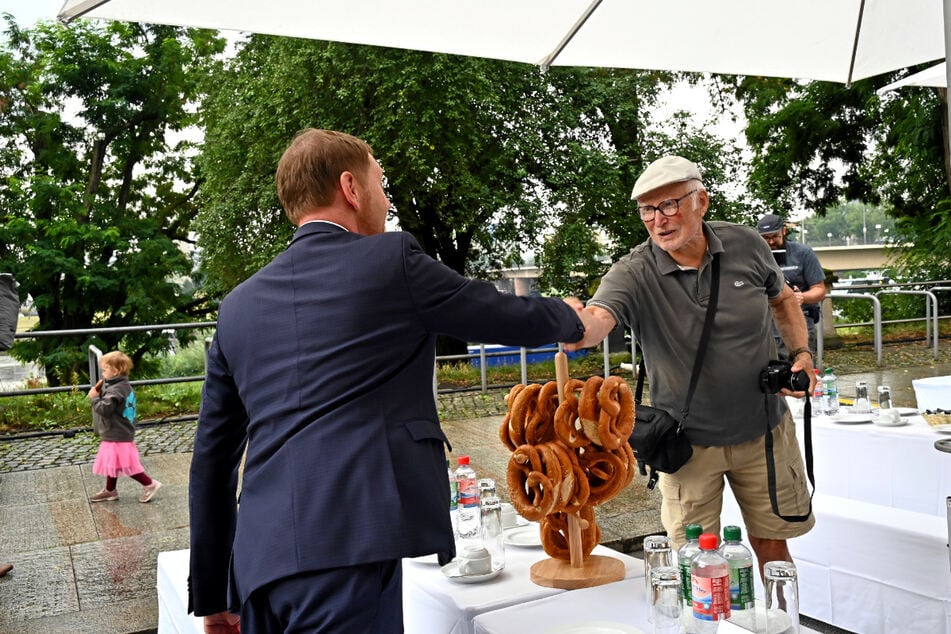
[{"x1": 0, "y1": 17, "x2": 225, "y2": 385}]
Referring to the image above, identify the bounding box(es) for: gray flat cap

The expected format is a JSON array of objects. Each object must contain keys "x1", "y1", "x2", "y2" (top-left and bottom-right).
[
  {"x1": 631, "y1": 156, "x2": 701, "y2": 200},
  {"x1": 756, "y1": 214, "x2": 785, "y2": 234}
]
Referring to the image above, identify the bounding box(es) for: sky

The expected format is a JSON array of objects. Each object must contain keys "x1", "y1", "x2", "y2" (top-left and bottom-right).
[{"x1": 0, "y1": 1, "x2": 62, "y2": 27}]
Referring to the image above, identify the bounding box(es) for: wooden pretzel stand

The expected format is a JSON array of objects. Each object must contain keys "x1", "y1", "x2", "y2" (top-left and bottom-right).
[{"x1": 528, "y1": 349, "x2": 626, "y2": 589}]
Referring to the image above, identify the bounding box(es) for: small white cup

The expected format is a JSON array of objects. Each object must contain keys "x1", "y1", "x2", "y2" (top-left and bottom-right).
[
  {"x1": 459, "y1": 545, "x2": 492, "y2": 575},
  {"x1": 500, "y1": 503, "x2": 518, "y2": 529}
]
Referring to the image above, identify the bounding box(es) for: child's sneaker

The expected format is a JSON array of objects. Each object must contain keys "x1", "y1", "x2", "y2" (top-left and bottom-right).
[
  {"x1": 91, "y1": 489, "x2": 118, "y2": 502},
  {"x1": 139, "y1": 480, "x2": 162, "y2": 503}
]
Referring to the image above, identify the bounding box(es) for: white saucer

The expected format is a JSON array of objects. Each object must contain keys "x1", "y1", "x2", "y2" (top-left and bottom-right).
[
  {"x1": 929, "y1": 424, "x2": 951, "y2": 434},
  {"x1": 832, "y1": 413, "x2": 874, "y2": 424},
  {"x1": 503, "y1": 524, "x2": 542, "y2": 547},
  {"x1": 893, "y1": 407, "x2": 919, "y2": 416},
  {"x1": 545, "y1": 622, "x2": 645, "y2": 634},
  {"x1": 441, "y1": 560, "x2": 503, "y2": 583},
  {"x1": 872, "y1": 415, "x2": 907, "y2": 427}
]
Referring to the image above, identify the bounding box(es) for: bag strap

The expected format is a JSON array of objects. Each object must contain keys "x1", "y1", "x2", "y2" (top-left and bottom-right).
[
  {"x1": 764, "y1": 393, "x2": 815, "y2": 522},
  {"x1": 634, "y1": 252, "x2": 721, "y2": 433}
]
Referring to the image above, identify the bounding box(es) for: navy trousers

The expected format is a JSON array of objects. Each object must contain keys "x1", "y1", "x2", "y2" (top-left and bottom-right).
[{"x1": 240, "y1": 560, "x2": 402, "y2": 633}]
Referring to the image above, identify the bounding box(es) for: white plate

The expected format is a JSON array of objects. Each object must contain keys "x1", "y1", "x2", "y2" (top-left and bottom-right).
[
  {"x1": 545, "y1": 622, "x2": 645, "y2": 634},
  {"x1": 894, "y1": 407, "x2": 919, "y2": 416},
  {"x1": 929, "y1": 424, "x2": 951, "y2": 434},
  {"x1": 831, "y1": 413, "x2": 874, "y2": 424},
  {"x1": 440, "y1": 560, "x2": 503, "y2": 583},
  {"x1": 503, "y1": 524, "x2": 542, "y2": 547}
]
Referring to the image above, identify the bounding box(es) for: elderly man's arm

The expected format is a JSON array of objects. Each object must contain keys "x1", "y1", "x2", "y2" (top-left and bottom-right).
[{"x1": 769, "y1": 284, "x2": 816, "y2": 395}]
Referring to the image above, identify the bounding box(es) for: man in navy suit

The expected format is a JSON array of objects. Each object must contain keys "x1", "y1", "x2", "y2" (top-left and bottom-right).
[{"x1": 189, "y1": 129, "x2": 589, "y2": 633}]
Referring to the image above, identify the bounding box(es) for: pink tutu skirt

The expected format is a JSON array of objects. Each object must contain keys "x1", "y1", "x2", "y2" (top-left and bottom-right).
[{"x1": 93, "y1": 441, "x2": 145, "y2": 477}]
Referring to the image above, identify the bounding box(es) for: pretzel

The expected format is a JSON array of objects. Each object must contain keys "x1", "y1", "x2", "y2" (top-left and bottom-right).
[
  {"x1": 578, "y1": 375, "x2": 604, "y2": 445},
  {"x1": 507, "y1": 444, "x2": 561, "y2": 520},
  {"x1": 539, "y1": 505, "x2": 601, "y2": 560},
  {"x1": 554, "y1": 379, "x2": 590, "y2": 448},
  {"x1": 499, "y1": 384, "x2": 528, "y2": 450},
  {"x1": 508, "y1": 383, "x2": 542, "y2": 448},
  {"x1": 579, "y1": 448, "x2": 628, "y2": 505},
  {"x1": 597, "y1": 376, "x2": 633, "y2": 450}
]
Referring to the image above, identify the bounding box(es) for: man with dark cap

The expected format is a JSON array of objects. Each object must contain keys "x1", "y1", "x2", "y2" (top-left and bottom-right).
[
  {"x1": 566, "y1": 155, "x2": 815, "y2": 580},
  {"x1": 756, "y1": 213, "x2": 826, "y2": 358}
]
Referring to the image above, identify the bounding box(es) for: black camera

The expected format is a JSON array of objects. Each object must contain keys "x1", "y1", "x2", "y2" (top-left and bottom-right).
[{"x1": 759, "y1": 360, "x2": 810, "y2": 393}]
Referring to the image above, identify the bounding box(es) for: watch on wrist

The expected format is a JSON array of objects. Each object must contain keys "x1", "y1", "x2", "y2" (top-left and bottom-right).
[{"x1": 789, "y1": 347, "x2": 813, "y2": 360}]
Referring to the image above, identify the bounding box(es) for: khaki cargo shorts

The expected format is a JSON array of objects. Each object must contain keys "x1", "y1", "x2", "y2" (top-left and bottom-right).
[{"x1": 658, "y1": 413, "x2": 815, "y2": 549}]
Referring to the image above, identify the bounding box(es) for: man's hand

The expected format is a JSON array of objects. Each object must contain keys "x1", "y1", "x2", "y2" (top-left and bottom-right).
[
  {"x1": 204, "y1": 612, "x2": 240, "y2": 633},
  {"x1": 563, "y1": 304, "x2": 617, "y2": 352}
]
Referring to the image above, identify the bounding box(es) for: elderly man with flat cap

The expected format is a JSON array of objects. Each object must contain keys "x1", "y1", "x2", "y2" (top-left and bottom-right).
[
  {"x1": 756, "y1": 213, "x2": 826, "y2": 359},
  {"x1": 566, "y1": 156, "x2": 816, "y2": 579}
]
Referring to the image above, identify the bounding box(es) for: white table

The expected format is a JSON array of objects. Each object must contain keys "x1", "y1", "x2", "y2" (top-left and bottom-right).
[
  {"x1": 402, "y1": 541, "x2": 643, "y2": 634},
  {"x1": 471, "y1": 577, "x2": 822, "y2": 634},
  {"x1": 721, "y1": 408, "x2": 951, "y2": 634},
  {"x1": 158, "y1": 541, "x2": 643, "y2": 634}
]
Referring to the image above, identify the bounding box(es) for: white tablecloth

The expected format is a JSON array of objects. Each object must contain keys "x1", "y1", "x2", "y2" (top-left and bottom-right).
[
  {"x1": 471, "y1": 577, "x2": 821, "y2": 634},
  {"x1": 720, "y1": 408, "x2": 951, "y2": 634},
  {"x1": 403, "y1": 542, "x2": 643, "y2": 634},
  {"x1": 157, "y1": 542, "x2": 642, "y2": 634},
  {"x1": 156, "y1": 549, "x2": 204, "y2": 634}
]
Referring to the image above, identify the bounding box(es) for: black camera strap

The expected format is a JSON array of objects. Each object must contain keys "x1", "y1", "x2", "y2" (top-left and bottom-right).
[
  {"x1": 763, "y1": 385, "x2": 815, "y2": 522},
  {"x1": 634, "y1": 253, "x2": 720, "y2": 487}
]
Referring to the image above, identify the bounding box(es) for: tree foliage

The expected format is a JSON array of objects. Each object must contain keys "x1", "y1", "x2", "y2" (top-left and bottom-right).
[{"x1": 0, "y1": 17, "x2": 225, "y2": 384}]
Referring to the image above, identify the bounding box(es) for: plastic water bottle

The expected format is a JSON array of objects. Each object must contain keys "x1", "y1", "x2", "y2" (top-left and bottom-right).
[
  {"x1": 720, "y1": 525, "x2": 756, "y2": 632},
  {"x1": 811, "y1": 368, "x2": 825, "y2": 415},
  {"x1": 691, "y1": 533, "x2": 730, "y2": 632},
  {"x1": 447, "y1": 459, "x2": 459, "y2": 538},
  {"x1": 822, "y1": 367, "x2": 840, "y2": 416},
  {"x1": 454, "y1": 456, "x2": 480, "y2": 540},
  {"x1": 677, "y1": 523, "x2": 703, "y2": 633}
]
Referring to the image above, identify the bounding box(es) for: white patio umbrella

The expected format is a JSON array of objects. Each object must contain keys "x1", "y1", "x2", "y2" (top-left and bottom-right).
[
  {"x1": 878, "y1": 61, "x2": 946, "y2": 93},
  {"x1": 57, "y1": 0, "x2": 945, "y2": 84}
]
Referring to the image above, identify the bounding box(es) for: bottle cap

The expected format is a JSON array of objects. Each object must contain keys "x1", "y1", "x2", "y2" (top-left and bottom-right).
[
  {"x1": 723, "y1": 525, "x2": 742, "y2": 541},
  {"x1": 824, "y1": 367, "x2": 834, "y2": 374},
  {"x1": 698, "y1": 533, "x2": 719, "y2": 550},
  {"x1": 685, "y1": 523, "x2": 703, "y2": 540},
  {"x1": 458, "y1": 455, "x2": 470, "y2": 465}
]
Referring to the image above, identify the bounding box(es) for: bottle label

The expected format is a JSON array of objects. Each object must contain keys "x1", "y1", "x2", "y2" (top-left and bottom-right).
[
  {"x1": 729, "y1": 565, "x2": 755, "y2": 608},
  {"x1": 679, "y1": 560, "x2": 692, "y2": 602},
  {"x1": 692, "y1": 574, "x2": 731, "y2": 621},
  {"x1": 458, "y1": 478, "x2": 479, "y2": 507}
]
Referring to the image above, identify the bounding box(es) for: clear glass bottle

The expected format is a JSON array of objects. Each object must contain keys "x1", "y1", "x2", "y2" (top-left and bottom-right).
[
  {"x1": 479, "y1": 495, "x2": 505, "y2": 572},
  {"x1": 447, "y1": 459, "x2": 459, "y2": 539},
  {"x1": 691, "y1": 533, "x2": 730, "y2": 633},
  {"x1": 822, "y1": 367, "x2": 840, "y2": 416},
  {"x1": 454, "y1": 455, "x2": 480, "y2": 541},
  {"x1": 719, "y1": 525, "x2": 756, "y2": 632},
  {"x1": 677, "y1": 524, "x2": 703, "y2": 634}
]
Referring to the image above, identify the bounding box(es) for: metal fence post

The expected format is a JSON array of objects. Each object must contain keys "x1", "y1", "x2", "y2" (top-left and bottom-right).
[{"x1": 88, "y1": 344, "x2": 103, "y2": 428}]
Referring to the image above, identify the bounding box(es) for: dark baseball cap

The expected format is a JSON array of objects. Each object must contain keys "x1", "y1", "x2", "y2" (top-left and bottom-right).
[{"x1": 756, "y1": 214, "x2": 785, "y2": 234}]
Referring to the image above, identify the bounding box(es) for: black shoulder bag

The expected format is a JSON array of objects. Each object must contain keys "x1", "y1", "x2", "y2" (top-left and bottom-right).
[{"x1": 628, "y1": 253, "x2": 719, "y2": 490}]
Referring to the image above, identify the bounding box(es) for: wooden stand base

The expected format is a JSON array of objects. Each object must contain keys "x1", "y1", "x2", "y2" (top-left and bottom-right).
[{"x1": 529, "y1": 554, "x2": 626, "y2": 590}]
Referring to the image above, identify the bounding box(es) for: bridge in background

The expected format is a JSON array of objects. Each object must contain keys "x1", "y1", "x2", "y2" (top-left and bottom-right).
[{"x1": 810, "y1": 243, "x2": 908, "y2": 272}]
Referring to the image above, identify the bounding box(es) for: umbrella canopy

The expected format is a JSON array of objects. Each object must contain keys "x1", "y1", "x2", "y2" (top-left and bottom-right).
[
  {"x1": 58, "y1": 0, "x2": 945, "y2": 85},
  {"x1": 878, "y1": 61, "x2": 946, "y2": 93}
]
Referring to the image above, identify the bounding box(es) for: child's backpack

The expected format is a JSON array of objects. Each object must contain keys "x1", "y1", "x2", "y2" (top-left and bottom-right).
[{"x1": 123, "y1": 390, "x2": 137, "y2": 425}]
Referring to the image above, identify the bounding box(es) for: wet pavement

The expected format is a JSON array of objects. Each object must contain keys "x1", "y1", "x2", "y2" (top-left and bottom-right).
[{"x1": 2, "y1": 363, "x2": 948, "y2": 633}]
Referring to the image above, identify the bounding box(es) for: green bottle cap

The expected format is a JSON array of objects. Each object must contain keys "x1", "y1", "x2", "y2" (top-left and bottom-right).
[
  {"x1": 723, "y1": 525, "x2": 742, "y2": 541},
  {"x1": 685, "y1": 523, "x2": 703, "y2": 540},
  {"x1": 824, "y1": 367, "x2": 834, "y2": 374}
]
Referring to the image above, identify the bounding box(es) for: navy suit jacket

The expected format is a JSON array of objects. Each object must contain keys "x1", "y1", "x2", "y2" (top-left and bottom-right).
[{"x1": 188, "y1": 222, "x2": 584, "y2": 613}]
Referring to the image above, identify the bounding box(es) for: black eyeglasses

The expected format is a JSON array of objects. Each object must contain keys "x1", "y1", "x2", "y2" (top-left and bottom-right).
[{"x1": 637, "y1": 189, "x2": 697, "y2": 222}]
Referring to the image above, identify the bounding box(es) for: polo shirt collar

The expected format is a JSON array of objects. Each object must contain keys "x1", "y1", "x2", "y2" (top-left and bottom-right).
[{"x1": 651, "y1": 221, "x2": 724, "y2": 274}]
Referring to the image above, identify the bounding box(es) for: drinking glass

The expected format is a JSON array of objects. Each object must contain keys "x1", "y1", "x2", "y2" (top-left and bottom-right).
[
  {"x1": 852, "y1": 381, "x2": 871, "y2": 414},
  {"x1": 649, "y1": 566, "x2": 682, "y2": 634},
  {"x1": 765, "y1": 561, "x2": 800, "y2": 633},
  {"x1": 877, "y1": 385, "x2": 892, "y2": 410},
  {"x1": 478, "y1": 478, "x2": 496, "y2": 505},
  {"x1": 643, "y1": 535, "x2": 675, "y2": 613},
  {"x1": 479, "y1": 495, "x2": 505, "y2": 571}
]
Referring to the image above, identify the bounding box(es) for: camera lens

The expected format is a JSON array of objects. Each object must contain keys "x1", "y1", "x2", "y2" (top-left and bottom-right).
[{"x1": 788, "y1": 370, "x2": 810, "y2": 392}]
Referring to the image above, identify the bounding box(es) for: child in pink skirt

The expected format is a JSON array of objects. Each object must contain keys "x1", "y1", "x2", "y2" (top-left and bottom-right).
[{"x1": 87, "y1": 350, "x2": 161, "y2": 503}]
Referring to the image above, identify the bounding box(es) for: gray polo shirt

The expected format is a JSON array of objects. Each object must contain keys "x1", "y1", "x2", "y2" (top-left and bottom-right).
[{"x1": 589, "y1": 221, "x2": 787, "y2": 446}]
